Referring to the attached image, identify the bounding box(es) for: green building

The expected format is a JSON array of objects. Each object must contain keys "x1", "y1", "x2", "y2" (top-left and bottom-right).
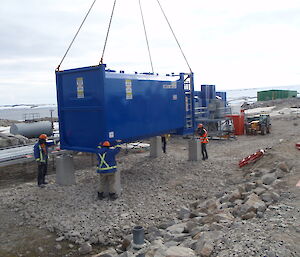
[{"x1": 257, "y1": 89, "x2": 297, "y2": 101}]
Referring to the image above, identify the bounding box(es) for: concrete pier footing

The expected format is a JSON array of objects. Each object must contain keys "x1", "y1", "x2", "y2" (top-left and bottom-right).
[
  {"x1": 150, "y1": 136, "x2": 162, "y2": 158},
  {"x1": 56, "y1": 154, "x2": 75, "y2": 185},
  {"x1": 188, "y1": 138, "x2": 201, "y2": 161}
]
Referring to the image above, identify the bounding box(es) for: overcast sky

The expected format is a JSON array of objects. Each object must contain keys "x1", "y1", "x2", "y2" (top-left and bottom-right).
[{"x1": 1, "y1": 0, "x2": 300, "y2": 104}]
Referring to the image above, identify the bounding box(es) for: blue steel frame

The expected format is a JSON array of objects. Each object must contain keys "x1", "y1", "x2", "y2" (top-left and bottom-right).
[{"x1": 56, "y1": 64, "x2": 195, "y2": 153}]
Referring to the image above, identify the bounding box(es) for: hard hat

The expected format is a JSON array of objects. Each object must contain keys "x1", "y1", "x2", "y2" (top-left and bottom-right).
[
  {"x1": 198, "y1": 123, "x2": 203, "y2": 128},
  {"x1": 39, "y1": 134, "x2": 47, "y2": 140},
  {"x1": 102, "y1": 141, "x2": 111, "y2": 147}
]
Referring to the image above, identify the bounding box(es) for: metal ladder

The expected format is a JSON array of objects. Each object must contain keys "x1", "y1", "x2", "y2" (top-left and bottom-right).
[{"x1": 183, "y1": 73, "x2": 195, "y2": 132}]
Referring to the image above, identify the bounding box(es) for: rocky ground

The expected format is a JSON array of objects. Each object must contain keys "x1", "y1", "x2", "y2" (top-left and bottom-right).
[
  {"x1": 242, "y1": 97, "x2": 300, "y2": 110},
  {"x1": 0, "y1": 119, "x2": 20, "y2": 127},
  {"x1": 0, "y1": 132, "x2": 30, "y2": 148},
  {"x1": 0, "y1": 100, "x2": 299, "y2": 257},
  {"x1": 0, "y1": 117, "x2": 58, "y2": 127}
]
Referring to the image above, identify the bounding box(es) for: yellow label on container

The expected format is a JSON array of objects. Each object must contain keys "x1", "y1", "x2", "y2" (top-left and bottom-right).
[
  {"x1": 76, "y1": 77, "x2": 84, "y2": 98},
  {"x1": 125, "y1": 80, "x2": 133, "y2": 100}
]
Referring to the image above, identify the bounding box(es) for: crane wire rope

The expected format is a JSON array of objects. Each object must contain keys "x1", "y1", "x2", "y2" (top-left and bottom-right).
[
  {"x1": 56, "y1": 0, "x2": 98, "y2": 71},
  {"x1": 56, "y1": 0, "x2": 191, "y2": 73},
  {"x1": 99, "y1": 0, "x2": 117, "y2": 64},
  {"x1": 155, "y1": 0, "x2": 193, "y2": 73},
  {"x1": 138, "y1": 0, "x2": 154, "y2": 73}
]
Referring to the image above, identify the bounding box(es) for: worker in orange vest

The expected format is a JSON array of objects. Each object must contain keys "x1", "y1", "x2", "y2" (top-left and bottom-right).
[{"x1": 196, "y1": 124, "x2": 209, "y2": 160}]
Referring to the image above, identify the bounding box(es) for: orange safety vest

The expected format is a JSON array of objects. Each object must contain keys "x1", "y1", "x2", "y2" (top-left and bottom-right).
[{"x1": 200, "y1": 129, "x2": 209, "y2": 144}]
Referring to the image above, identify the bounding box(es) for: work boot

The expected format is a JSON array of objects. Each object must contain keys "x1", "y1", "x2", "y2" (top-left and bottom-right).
[
  {"x1": 202, "y1": 157, "x2": 206, "y2": 160},
  {"x1": 43, "y1": 182, "x2": 48, "y2": 185},
  {"x1": 109, "y1": 193, "x2": 118, "y2": 201},
  {"x1": 97, "y1": 192, "x2": 104, "y2": 200},
  {"x1": 38, "y1": 184, "x2": 45, "y2": 188}
]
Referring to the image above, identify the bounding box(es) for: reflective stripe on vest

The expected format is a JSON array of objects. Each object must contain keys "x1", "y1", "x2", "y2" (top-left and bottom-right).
[
  {"x1": 39, "y1": 145, "x2": 46, "y2": 163},
  {"x1": 201, "y1": 137, "x2": 209, "y2": 143},
  {"x1": 97, "y1": 153, "x2": 116, "y2": 171},
  {"x1": 200, "y1": 130, "x2": 209, "y2": 143}
]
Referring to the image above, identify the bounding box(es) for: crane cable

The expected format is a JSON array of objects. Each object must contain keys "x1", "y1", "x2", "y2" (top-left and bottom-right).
[
  {"x1": 56, "y1": 0, "x2": 98, "y2": 71},
  {"x1": 99, "y1": 0, "x2": 117, "y2": 65},
  {"x1": 155, "y1": 0, "x2": 193, "y2": 73},
  {"x1": 56, "y1": 0, "x2": 191, "y2": 73},
  {"x1": 139, "y1": 0, "x2": 154, "y2": 73}
]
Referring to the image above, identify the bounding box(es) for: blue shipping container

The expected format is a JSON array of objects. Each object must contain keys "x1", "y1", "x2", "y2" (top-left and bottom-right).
[{"x1": 56, "y1": 64, "x2": 194, "y2": 152}]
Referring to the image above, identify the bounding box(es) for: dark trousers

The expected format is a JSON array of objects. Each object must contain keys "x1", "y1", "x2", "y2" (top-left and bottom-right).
[
  {"x1": 37, "y1": 162, "x2": 48, "y2": 185},
  {"x1": 201, "y1": 143, "x2": 208, "y2": 159},
  {"x1": 161, "y1": 136, "x2": 167, "y2": 153}
]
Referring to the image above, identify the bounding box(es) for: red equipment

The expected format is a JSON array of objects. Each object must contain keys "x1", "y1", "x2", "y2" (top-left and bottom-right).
[
  {"x1": 239, "y1": 149, "x2": 264, "y2": 168},
  {"x1": 296, "y1": 142, "x2": 300, "y2": 150}
]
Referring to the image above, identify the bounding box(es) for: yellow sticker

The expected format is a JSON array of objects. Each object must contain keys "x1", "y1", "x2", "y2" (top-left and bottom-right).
[{"x1": 76, "y1": 77, "x2": 84, "y2": 98}]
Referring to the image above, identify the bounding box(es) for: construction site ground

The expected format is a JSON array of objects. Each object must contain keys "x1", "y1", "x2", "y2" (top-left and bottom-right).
[{"x1": 0, "y1": 100, "x2": 299, "y2": 257}]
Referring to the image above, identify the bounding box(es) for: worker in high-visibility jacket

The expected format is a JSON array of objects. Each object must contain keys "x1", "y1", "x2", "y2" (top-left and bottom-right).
[
  {"x1": 196, "y1": 124, "x2": 209, "y2": 160},
  {"x1": 96, "y1": 141, "x2": 121, "y2": 200},
  {"x1": 33, "y1": 134, "x2": 55, "y2": 187}
]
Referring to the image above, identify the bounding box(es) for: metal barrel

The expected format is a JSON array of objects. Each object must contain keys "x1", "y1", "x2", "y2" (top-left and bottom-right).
[
  {"x1": 10, "y1": 121, "x2": 53, "y2": 138},
  {"x1": 132, "y1": 226, "x2": 144, "y2": 246}
]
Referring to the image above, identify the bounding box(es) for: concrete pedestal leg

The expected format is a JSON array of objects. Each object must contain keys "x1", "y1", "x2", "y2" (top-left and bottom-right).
[
  {"x1": 188, "y1": 138, "x2": 201, "y2": 161},
  {"x1": 150, "y1": 136, "x2": 162, "y2": 158},
  {"x1": 56, "y1": 154, "x2": 75, "y2": 185}
]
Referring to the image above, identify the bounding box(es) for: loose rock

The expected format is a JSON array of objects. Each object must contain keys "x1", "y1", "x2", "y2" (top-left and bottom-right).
[
  {"x1": 165, "y1": 246, "x2": 196, "y2": 257},
  {"x1": 92, "y1": 248, "x2": 118, "y2": 257},
  {"x1": 278, "y1": 162, "x2": 289, "y2": 172},
  {"x1": 262, "y1": 174, "x2": 276, "y2": 185},
  {"x1": 55, "y1": 236, "x2": 64, "y2": 242},
  {"x1": 78, "y1": 242, "x2": 93, "y2": 255},
  {"x1": 178, "y1": 207, "x2": 191, "y2": 220},
  {"x1": 245, "y1": 193, "x2": 266, "y2": 213},
  {"x1": 166, "y1": 223, "x2": 186, "y2": 234}
]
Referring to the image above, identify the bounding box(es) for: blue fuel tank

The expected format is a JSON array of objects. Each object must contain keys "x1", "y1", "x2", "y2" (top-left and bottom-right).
[
  {"x1": 216, "y1": 91, "x2": 227, "y2": 107},
  {"x1": 194, "y1": 91, "x2": 208, "y2": 118},
  {"x1": 55, "y1": 64, "x2": 194, "y2": 152}
]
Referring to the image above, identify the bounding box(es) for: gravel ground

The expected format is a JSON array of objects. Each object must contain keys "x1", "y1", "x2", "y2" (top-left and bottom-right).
[
  {"x1": 0, "y1": 100, "x2": 299, "y2": 257},
  {"x1": 1, "y1": 140, "x2": 234, "y2": 245}
]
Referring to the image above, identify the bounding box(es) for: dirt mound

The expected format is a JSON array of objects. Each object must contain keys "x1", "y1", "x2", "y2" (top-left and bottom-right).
[
  {"x1": 243, "y1": 97, "x2": 300, "y2": 110},
  {"x1": 242, "y1": 139, "x2": 298, "y2": 172},
  {"x1": 0, "y1": 119, "x2": 20, "y2": 127},
  {"x1": 0, "y1": 133, "x2": 29, "y2": 148}
]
